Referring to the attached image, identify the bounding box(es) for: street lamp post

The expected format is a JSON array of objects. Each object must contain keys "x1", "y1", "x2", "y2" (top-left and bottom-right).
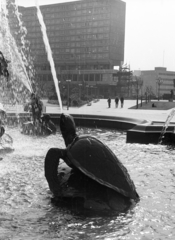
[
  {"x1": 86, "y1": 84, "x2": 89, "y2": 99},
  {"x1": 90, "y1": 85, "x2": 94, "y2": 98},
  {"x1": 135, "y1": 76, "x2": 143, "y2": 109},
  {"x1": 156, "y1": 77, "x2": 163, "y2": 101},
  {"x1": 66, "y1": 79, "x2": 71, "y2": 110},
  {"x1": 78, "y1": 83, "x2": 82, "y2": 100}
]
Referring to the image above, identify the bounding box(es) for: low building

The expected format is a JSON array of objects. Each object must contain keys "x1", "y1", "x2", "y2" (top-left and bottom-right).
[{"x1": 140, "y1": 67, "x2": 175, "y2": 99}]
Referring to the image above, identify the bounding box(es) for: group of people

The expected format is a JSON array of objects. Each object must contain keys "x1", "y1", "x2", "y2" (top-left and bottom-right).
[{"x1": 107, "y1": 96, "x2": 124, "y2": 108}]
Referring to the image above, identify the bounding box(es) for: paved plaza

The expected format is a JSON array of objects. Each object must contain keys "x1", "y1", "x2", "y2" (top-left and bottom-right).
[
  {"x1": 4, "y1": 99, "x2": 175, "y2": 124},
  {"x1": 45, "y1": 99, "x2": 175, "y2": 123}
]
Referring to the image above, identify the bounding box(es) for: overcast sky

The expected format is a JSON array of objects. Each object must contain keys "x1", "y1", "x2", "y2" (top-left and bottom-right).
[{"x1": 15, "y1": 0, "x2": 175, "y2": 71}]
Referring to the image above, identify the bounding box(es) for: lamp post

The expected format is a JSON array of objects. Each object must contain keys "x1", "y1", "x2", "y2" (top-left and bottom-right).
[
  {"x1": 66, "y1": 79, "x2": 71, "y2": 110},
  {"x1": 78, "y1": 83, "x2": 82, "y2": 100},
  {"x1": 156, "y1": 77, "x2": 163, "y2": 101},
  {"x1": 86, "y1": 84, "x2": 89, "y2": 99},
  {"x1": 90, "y1": 85, "x2": 94, "y2": 98},
  {"x1": 135, "y1": 76, "x2": 143, "y2": 109}
]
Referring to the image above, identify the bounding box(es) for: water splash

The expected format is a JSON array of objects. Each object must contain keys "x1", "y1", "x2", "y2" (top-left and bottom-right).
[
  {"x1": 35, "y1": 0, "x2": 63, "y2": 112},
  {"x1": 0, "y1": 0, "x2": 33, "y2": 102},
  {"x1": 0, "y1": 0, "x2": 33, "y2": 93},
  {"x1": 12, "y1": 1, "x2": 35, "y2": 89},
  {"x1": 159, "y1": 108, "x2": 175, "y2": 143}
]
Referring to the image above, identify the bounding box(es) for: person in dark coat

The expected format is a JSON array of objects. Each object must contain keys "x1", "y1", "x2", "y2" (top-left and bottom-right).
[
  {"x1": 115, "y1": 96, "x2": 119, "y2": 108},
  {"x1": 107, "y1": 97, "x2": 111, "y2": 108},
  {"x1": 120, "y1": 96, "x2": 124, "y2": 108}
]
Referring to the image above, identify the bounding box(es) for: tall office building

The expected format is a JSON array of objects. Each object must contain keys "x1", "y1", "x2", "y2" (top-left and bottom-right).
[{"x1": 9, "y1": 0, "x2": 126, "y2": 97}]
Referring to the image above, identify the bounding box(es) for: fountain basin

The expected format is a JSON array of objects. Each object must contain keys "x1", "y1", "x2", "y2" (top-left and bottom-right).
[
  {"x1": 48, "y1": 113, "x2": 175, "y2": 145},
  {"x1": 127, "y1": 121, "x2": 175, "y2": 144},
  {"x1": 6, "y1": 112, "x2": 175, "y2": 144},
  {"x1": 48, "y1": 113, "x2": 149, "y2": 131}
]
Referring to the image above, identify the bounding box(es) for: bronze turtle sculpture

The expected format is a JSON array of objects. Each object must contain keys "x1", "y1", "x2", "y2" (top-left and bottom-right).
[{"x1": 45, "y1": 113, "x2": 139, "y2": 212}]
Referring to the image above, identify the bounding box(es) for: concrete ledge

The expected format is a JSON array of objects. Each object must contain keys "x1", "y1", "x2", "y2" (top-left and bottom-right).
[
  {"x1": 127, "y1": 121, "x2": 175, "y2": 144},
  {"x1": 47, "y1": 113, "x2": 149, "y2": 131},
  {"x1": 5, "y1": 112, "x2": 174, "y2": 145}
]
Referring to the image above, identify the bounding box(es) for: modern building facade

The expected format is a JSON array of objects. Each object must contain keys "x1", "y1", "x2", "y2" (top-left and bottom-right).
[
  {"x1": 134, "y1": 67, "x2": 175, "y2": 99},
  {"x1": 8, "y1": 0, "x2": 126, "y2": 98}
]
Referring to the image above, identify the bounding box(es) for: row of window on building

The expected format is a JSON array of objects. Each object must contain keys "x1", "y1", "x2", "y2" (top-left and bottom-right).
[
  {"x1": 29, "y1": 39, "x2": 109, "y2": 48},
  {"x1": 27, "y1": 27, "x2": 110, "y2": 38},
  {"x1": 37, "y1": 73, "x2": 102, "y2": 82},
  {"x1": 26, "y1": 19, "x2": 110, "y2": 30},
  {"x1": 23, "y1": 12, "x2": 110, "y2": 23},
  {"x1": 31, "y1": 43, "x2": 109, "y2": 53},
  {"x1": 27, "y1": 33, "x2": 109, "y2": 44},
  {"x1": 11, "y1": 19, "x2": 110, "y2": 36},
  {"x1": 32, "y1": 46, "x2": 109, "y2": 54},
  {"x1": 36, "y1": 53, "x2": 109, "y2": 60},
  {"x1": 41, "y1": 7, "x2": 111, "y2": 19},
  {"x1": 23, "y1": 0, "x2": 111, "y2": 16},
  {"x1": 36, "y1": 63, "x2": 109, "y2": 71}
]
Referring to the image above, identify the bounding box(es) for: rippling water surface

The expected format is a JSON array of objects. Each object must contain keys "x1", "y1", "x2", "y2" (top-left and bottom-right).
[{"x1": 0, "y1": 127, "x2": 175, "y2": 240}]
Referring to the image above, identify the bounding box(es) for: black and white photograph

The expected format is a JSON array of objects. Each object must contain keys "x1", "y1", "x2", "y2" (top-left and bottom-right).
[{"x1": 0, "y1": 0, "x2": 175, "y2": 239}]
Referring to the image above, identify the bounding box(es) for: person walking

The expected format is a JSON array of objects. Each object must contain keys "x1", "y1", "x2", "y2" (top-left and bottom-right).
[
  {"x1": 107, "y1": 97, "x2": 111, "y2": 108},
  {"x1": 115, "y1": 96, "x2": 119, "y2": 108},
  {"x1": 120, "y1": 96, "x2": 124, "y2": 108}
]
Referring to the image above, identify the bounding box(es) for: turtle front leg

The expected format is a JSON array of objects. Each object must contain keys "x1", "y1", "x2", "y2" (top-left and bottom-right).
[{"x1": 45, "y1": 148, "x2": 66, "y2": 195}]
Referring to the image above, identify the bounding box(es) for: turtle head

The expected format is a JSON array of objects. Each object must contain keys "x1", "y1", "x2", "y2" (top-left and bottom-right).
[{"x1": 60, "y1": 113, "x2": 77, "y2": 146}]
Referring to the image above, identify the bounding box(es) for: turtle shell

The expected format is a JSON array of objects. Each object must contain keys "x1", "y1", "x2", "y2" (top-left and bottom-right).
[{"x1": 67, "y1": 136, "x2": 138, "y2": 200}]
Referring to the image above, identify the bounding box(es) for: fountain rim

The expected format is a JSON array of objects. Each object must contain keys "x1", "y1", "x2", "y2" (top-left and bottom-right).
[
  {"x1": 43, "y1": 113, "x2": 175, "y2": 144},
  {"x1": 45, "y1": 113, "x2": 150, "y2": 130}
]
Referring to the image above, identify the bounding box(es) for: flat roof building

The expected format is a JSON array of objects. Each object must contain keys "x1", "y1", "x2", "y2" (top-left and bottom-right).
[
  {"x1": 134, "y1": 67, "x2": 175, "y2": 100},
  {"x1": 8, "y1": 0, "x2": 126, "y2": 98}
]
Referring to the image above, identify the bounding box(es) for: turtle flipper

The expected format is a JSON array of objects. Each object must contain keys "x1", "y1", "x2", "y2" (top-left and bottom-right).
[{"x1": 45, "y1": 148, "x2": 66, "y2": 195}]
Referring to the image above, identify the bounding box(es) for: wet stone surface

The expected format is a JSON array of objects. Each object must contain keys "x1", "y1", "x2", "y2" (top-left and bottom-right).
[{"x1": 0, "y1": 127, "x2": 175, "y2": 240}]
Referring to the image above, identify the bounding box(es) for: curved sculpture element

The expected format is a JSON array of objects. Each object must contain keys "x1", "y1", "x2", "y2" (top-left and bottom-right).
[
  {"x1": 0, "y1": 126, "x2": 5, "y2": 138},
  {"x1": 21, "y1": 115, "x2": 56, "y2": 136},
  {"x1": 45, "y1": 113, "x2": 139, "y2": 212},
  {"x1": 23, "y1": 93, "x2": 56, "y2": 136}
]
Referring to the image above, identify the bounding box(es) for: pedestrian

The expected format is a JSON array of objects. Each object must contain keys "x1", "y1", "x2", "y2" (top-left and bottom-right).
[
  {"x1": 120, "y1": 96, "x2": 124, "y2": 108},
  {"x1": 107, "y1": 97, "x2": 111, "y2": 108},
  {"x1": 115, "y1": 96, "x2": 119, "y2": 108}
]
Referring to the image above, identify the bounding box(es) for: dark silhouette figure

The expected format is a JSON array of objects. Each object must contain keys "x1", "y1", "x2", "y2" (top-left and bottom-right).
[
  {"x1": 115, "y1": 96, "x2": 119, "y2": 108},
  {"x1": 41, "y1": 114, "x2": 56, "y2": 134},
  {"x1": 120, "y1": 96, "x2": 124, "y2": 108},
  {"x1": 0, "y1": 51, "x2": 10, "y2": 81},
  {"x1": 170, "y1": 90, "x2": 174, "y2": 99},
  {"x1": 107, "y1": 98, "x2": 111, "y2": 108},
  {"x1": 30, "y1": 93, "x2": 43, "y2": 124},
  {"x1": 152, "y1": 103, "x2": 156, "y2": 108}
]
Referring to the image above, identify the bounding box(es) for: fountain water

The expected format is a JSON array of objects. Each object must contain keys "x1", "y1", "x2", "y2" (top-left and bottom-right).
[
  {"x1": 159, "y1": 108, "x2": 175, "y2": 144},
  {"x1": 0, "y1": 0, "x2": 33, "y2": 106},
  {"x1": 35, "y1": 0, "x2": 63, "y2": 112}
]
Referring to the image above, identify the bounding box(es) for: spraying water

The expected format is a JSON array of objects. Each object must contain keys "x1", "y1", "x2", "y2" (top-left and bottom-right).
[
  {"x1": 35, "y1": 0, "x2": 63, "y2": 112},
  {"x1": 13, "y1": 1, "x2": 35, "y2": 89},
  {"x1": 159, "y1": 108, "x2": 175, "y2": 143},
  {"x1": 0, "y1": 0, "x2": 33, "y2": 94}
]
